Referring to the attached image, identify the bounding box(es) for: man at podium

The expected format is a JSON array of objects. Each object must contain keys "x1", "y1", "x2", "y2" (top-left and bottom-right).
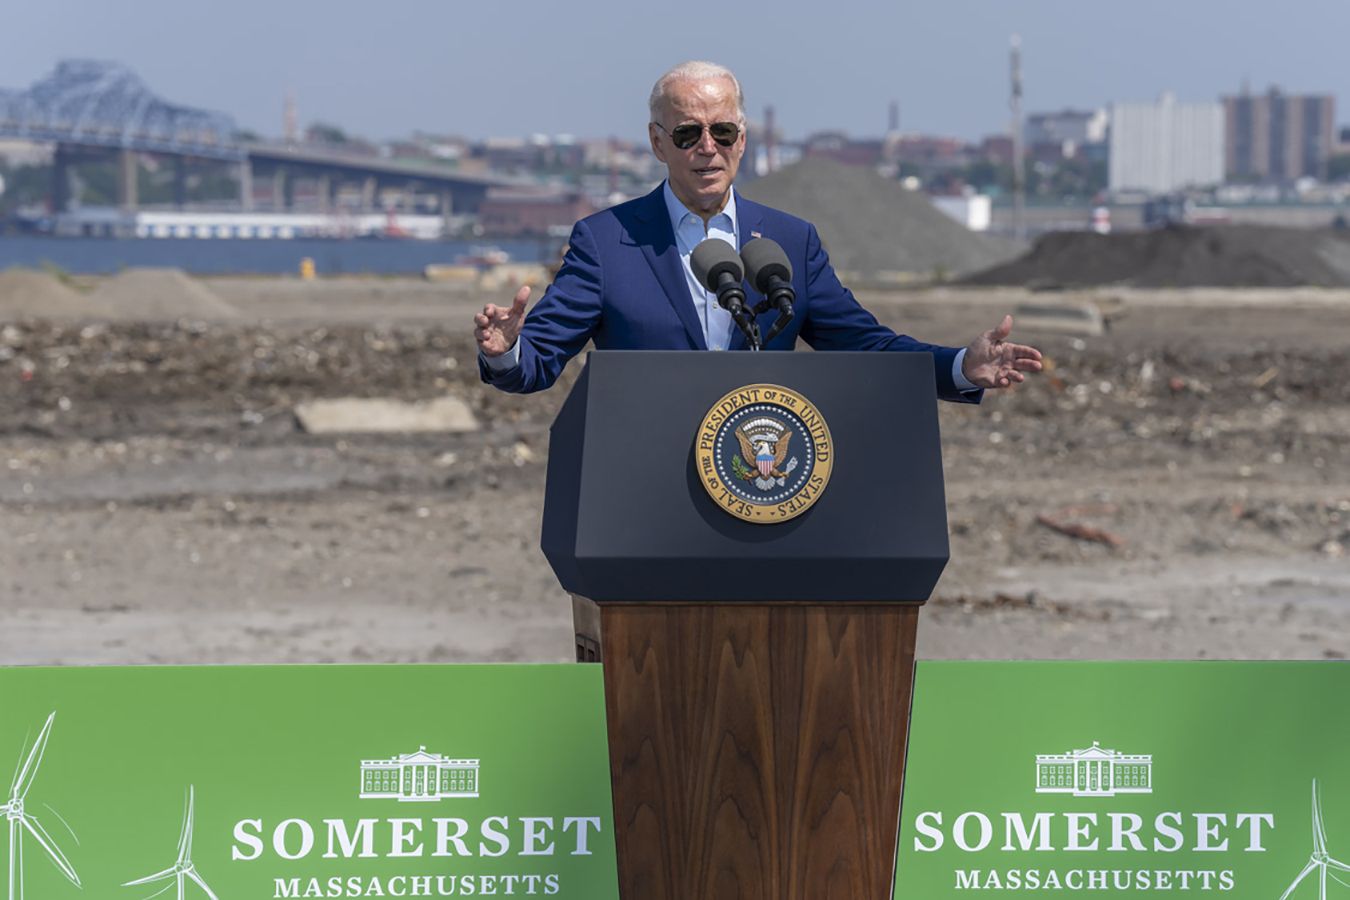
[{"x1": 475, "y1": 60, "x2": 1042, "y2": 400}]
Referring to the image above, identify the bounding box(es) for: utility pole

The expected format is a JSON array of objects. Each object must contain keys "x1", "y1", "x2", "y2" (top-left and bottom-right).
[{"x1": 1010, "y1": 33, "x2": 1025, "y2": 241}]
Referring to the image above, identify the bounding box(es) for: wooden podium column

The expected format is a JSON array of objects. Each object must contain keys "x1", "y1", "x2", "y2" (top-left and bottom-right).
[{"x1": 575, "y1": 599, "x2": 920, "y2": 900}]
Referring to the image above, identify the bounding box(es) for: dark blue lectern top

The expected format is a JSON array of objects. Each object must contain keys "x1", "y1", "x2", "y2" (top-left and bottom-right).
[{"x1": 542, "y1": 351, "x2": 949, "y2": 602}]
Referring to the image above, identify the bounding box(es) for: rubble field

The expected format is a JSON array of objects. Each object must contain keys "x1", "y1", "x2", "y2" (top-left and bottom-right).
[{"x1": 1, "y1": 277, "x2": 1348, "y2": 664}]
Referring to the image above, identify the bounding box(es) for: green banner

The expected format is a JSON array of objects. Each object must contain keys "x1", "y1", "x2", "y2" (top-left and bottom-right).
[
  {"x1": 0, "y1": 666, "x2": 618, "y2": 899},
  {"x1": 895, "y1": 662, "x2": 1350, "y2": 897},
  {"x1": 4, "y1": 663, "x2": 1349, "y2": 898}
]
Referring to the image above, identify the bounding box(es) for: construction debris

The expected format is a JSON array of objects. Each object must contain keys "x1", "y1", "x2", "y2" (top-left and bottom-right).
[
  {"x1": 1036, "y1": 514, "x2": 1125, "y2": 548},
  {"x1": 294, "y1": 396, "x2": 479, "y2": 434},
  {"x1": 1013, "y1": 302, "x2": 1106, "y2": 336}
]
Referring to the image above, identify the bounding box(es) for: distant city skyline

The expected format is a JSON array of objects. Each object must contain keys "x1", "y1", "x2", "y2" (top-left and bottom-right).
[{"x1": 2, "y1": 0, "x2": 1348, "y2": 144}]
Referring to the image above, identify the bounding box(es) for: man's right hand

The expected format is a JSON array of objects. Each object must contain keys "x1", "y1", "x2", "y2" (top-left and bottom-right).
[{"x1": 473, "y1": 285, "x2": 530, "y2": 357}]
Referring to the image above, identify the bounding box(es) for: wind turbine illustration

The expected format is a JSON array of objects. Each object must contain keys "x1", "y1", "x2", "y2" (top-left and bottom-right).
[
  {"x1": 1, "y1": 711, "x2": 81, "y2": 900},
  {"x1": 1278, "y1": 779, "x2": 1350, "y2": 900},
  {"x1": 124, "y1": 785, "x2": 219, "y2": 900}
]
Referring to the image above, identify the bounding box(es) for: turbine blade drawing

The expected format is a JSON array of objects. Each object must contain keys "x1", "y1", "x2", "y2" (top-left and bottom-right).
[
  {"x1": 175, "y1": 786, "x2": 195, "y2": 864},
  {"x1": 42, "y1": 803, "x2": 80, "y2": 847},
  {"x1": 123, "y1": 865, "x2": 178, "y2": 887},
  {"x1": 125, "y1": 786, "x2": 212, "y2": 899},
  {"x1": 20, "y1": 813, "x2": 81, "y2": 885},
  {"x1": 9, "y1": 713, "x2": 55, "y2": 801},
  {"x1": 138, "y1": 880, "x2": 177, "y2": 900},
  {"x1": 186, "y1": 867, "x2": 220, "y2": 900},
  {"x1": 1313, "y1": 779, "x2": 1328, "y2": 857},
  {"x1": 9, "y1": 736, "x2": 26, "y2": 799},
  {"x1": 1326, "y1": 856, "x2": 1350, "y2": 873},
  {"x1": 1277, "y1": 859, "x2": 1317, "y2": 900}
]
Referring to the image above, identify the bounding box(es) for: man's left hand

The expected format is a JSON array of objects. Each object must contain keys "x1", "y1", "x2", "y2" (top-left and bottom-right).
[{"x1": 962, "y1": 315, "x2": 1044, "y2": 389}]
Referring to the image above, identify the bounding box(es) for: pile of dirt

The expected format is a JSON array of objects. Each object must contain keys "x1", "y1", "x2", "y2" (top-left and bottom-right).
[
  {"x1": 739, "y1": 158, "x2": 1022, "y2": 278},
  {"x1": 87, "y1": 268, "x2": 240, "y2": 321},
  {"x1": 964, "y1": 224, "x2": 1350, "y2": 288},
  {"x1": 0, "y1": 268, "x2": 117, "y2": 319}
]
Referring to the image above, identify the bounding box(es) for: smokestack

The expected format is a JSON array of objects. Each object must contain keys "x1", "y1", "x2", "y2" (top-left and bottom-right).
[
  {"x1": 284, "y1": 90, "x2": 297, "y2": 145},
  {"x1": 888, "y1": 100, "x2": 900, "y2": 134},
  {"x1": 764, "y1": 104, "x2": 778, "y2": 174}
]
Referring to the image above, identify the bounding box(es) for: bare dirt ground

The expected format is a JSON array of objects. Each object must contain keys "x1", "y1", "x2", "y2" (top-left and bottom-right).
[{"x1": 2, "y1": 278, "x2": 1348, "y2": 665}]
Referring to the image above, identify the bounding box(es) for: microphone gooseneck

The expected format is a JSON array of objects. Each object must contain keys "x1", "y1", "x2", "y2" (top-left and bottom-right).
[
  {"x1": 691, "y1": 239, "x2": 761, "y2": 350},
  {"x1": 740, "y1": 238, "x2": 796, "y2": 346}
]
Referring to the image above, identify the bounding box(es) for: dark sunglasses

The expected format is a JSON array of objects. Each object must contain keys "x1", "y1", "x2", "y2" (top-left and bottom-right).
[{"x1": 654, "y1": 121, "x2": 741, "y2": 150}]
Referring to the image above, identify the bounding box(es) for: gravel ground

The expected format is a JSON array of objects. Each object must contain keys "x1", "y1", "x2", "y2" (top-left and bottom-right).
[{"x1": 2, "y1": 279, "x2": 1348, "y2": 665}]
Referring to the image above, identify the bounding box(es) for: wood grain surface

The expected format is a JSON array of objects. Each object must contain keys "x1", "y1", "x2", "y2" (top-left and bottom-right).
[{"x1": 588, "y1": 602, "x2": 920, "y2": 900}]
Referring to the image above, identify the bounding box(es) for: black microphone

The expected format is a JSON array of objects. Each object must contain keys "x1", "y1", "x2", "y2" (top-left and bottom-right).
[
  {"x1": 740, "y1": 238, "x2": 795, "y2": 344},
  {"x1": 690, "y1": 239, "x2": 759, "y2": 350}
]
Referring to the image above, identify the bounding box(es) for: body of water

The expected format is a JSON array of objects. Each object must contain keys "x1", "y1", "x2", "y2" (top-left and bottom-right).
[{"x1": 0, "y1": 236, "x2": 552, "y2": 275}]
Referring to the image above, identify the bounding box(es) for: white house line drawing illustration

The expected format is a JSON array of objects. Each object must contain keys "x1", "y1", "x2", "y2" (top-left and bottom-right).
[
  {"x1": 360, "y1": 745, "x2": 480, "y2": 801},
  {"x1": 123, "y1": 785, "x2": 219, "y2": 900},
  {"x1": 1277, "y1": 779, "x2": 1350, "y2": 900},
  {"x1": 1, "y1": 711, "x2": 81, "y2": 900},
  {"x1": 1035, "y1": 740, "x2": 1152, "y2": 797}
]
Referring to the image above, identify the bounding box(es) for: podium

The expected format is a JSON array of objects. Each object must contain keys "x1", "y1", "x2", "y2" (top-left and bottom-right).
[{"x1": 543, "y1": 350, "x2": 949, "y2": 900}]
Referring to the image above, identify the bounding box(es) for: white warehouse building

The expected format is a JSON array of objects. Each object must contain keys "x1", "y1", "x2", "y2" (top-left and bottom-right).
[{"x1": 1109, "y1": 93, "x2": 1224, "y2": 194}]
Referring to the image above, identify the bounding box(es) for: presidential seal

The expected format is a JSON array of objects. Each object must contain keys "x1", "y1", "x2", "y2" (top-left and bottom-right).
[{"x1": 695, "y1": 384, "x2": 833, "y2": 523}]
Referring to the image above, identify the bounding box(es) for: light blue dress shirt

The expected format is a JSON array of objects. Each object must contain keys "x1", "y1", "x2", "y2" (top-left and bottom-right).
[{"x1": 664, "y1": 181, "x2": 738, "y2": 351}]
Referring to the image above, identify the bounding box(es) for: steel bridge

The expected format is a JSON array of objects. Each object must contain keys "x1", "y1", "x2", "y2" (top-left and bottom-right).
[{"x1": 0, "y1": 60, "x2": 514, "y2": 215}]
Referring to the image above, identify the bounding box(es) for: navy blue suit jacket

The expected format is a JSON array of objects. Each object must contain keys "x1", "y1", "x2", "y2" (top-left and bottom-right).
[{"x1": 480, "y1": 184, "x2": 980, "y2": 403}]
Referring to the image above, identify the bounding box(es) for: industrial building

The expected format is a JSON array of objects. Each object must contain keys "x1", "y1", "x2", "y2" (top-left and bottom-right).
[{"x1": 1108, "y1": 93, "x2": 1224, "y2": 194}]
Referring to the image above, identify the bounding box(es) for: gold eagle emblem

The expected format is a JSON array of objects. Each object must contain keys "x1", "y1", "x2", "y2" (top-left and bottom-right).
[{"x1": 735, "y1": 421, "x2": 792, "y2": 481}]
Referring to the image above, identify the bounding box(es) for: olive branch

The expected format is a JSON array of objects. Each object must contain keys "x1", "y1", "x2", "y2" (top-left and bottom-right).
[{"x1": 731, "y1": 454, "x2": 755, "y2": 480}]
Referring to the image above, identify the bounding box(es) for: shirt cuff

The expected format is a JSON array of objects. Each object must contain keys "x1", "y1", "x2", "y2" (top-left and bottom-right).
[
  {"x1": 480, "y1": 340, "x2": 521, "y2": 372},
  {"x1": 952, "y1": 348, "x2": 978, "y2": 392}
]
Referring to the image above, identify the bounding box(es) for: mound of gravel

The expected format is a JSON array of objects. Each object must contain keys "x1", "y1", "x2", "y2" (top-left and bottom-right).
[
  {"x1": 740, "y1": 158, "x2": 1022, "y2": 277},
  {"x1": 88, "y1": 268, "x2": 240, "y2": 321},
  {"x1": 0, "y1": 268, "x2": 118, "y2": 319},
  {"x1": 964, "y1": 224, "x2": 1350, "y2": 288}
]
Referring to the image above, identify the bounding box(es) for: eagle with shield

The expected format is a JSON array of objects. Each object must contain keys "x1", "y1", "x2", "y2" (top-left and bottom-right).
[{"x1": 734, "y1": 416, "x2": 794, "y2": 484}]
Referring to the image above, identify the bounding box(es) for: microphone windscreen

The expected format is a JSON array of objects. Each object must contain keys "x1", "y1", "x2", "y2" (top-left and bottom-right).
[
  {"x1": 740, "y1": 238, "x2": 792, "y2": 294},
  {"x1": 690, "y1": 239, "x2": 743, "y2": 291}
]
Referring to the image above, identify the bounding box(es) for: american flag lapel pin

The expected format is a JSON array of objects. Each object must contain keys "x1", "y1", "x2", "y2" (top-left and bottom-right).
[{"x1": 751, "y1": 230, "x2": 762, "y2": 239}]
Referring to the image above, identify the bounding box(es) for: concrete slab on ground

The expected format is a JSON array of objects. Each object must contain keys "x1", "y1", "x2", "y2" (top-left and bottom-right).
[{"x1": 294, "y1": 396, "x2": 479, "y2": 434}]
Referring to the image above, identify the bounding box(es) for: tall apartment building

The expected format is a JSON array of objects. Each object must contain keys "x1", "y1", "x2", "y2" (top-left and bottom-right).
[
  {"x1": 1109, "y1": 93, "x2": 1224, "y2": 194},
  {"x1": 1223, "y1": 87, "x2": 1336, "y2": 182}
]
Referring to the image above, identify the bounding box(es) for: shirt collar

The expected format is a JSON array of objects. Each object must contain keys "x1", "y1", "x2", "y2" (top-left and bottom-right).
[{"x1": 663, "y1": 180, "x2": 737, "y2": 237}]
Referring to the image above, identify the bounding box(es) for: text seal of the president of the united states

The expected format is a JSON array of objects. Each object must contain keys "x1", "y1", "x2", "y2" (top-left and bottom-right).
[{"x1": 695, "y1": 384, "x2": 833, "y2": 524}]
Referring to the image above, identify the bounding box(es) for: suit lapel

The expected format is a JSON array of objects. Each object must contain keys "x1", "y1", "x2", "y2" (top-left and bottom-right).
[{"x1": 631, "y1": 186, "x2": 707, "y2": 350}]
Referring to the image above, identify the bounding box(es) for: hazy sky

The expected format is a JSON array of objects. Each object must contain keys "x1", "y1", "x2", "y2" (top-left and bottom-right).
[{"x1": 4, "y1": 0, "x2": 1349, "y2": 144}]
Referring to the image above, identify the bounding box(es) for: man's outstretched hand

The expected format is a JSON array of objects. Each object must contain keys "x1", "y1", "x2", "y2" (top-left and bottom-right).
[
  {"x1": 474, "y1": 286, "x2": 530, "y2": 357},
  {"x1": 962, "y1": 315, "x2": 1044, "y2": 389}
]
